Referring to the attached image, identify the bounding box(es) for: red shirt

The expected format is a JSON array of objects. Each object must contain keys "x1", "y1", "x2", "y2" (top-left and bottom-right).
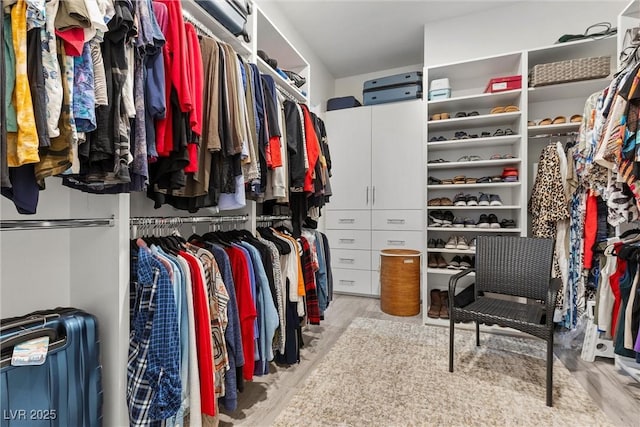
[
  {"x1": 184, "y1": 23, "x2": 204, "y2": 173},
  {"x1": 301, "y1": 105, "x2": 320, "y2": 193},
  {"x1": 225, "y1": 246, "x2": 257, "y2": 381},
  {"x1": 180, "y1": 252, "x2": 216, "y2": 416}
]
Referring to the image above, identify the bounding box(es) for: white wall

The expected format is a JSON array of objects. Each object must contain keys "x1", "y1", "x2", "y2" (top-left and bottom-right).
[
  {"x1": 255, "y1": 0, "x2": 335, "y2": 112},
  {"x1": 424, "y1": 1, "x2": 626, "y2": 67},
  {"x1": 334, "y1": 63, "x2": 424, "y2": 101}
]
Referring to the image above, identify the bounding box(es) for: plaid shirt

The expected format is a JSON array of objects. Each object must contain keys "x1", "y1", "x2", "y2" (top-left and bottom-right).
[
  {"x1": 300, "y1": 237, "x2": 321, "y2": 324},
  {"x1": 128, "y1": 247, "x2": 182, "y2": 426}
]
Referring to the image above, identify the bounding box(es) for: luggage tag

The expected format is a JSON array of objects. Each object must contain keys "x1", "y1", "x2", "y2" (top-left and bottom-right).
[{"x1": 11, "y1": 336, "x2": 49, "y2": 366}]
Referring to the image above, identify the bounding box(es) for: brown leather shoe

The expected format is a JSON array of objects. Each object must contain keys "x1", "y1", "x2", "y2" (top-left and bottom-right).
[
  {"x1": 439, "y1": 291, "x2": 450, "y2": 319},
  {"x1": 428, "y1": 289, "x2": 441, "y2": 318}
]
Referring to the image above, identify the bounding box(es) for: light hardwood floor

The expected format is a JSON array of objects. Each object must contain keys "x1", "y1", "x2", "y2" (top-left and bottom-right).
[{"x1": 219, "y1": 294, "x2": 640, "y2": 426}]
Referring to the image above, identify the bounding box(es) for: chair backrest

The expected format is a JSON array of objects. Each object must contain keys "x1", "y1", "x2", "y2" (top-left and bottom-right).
[{"x1": 475, "y1": 235, "x2": 554, "y2": 301}]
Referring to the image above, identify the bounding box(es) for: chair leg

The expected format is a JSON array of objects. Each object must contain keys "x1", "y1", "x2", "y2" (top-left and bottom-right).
[
  {"x1": 475, "y1": 321, "x2": 480, "y2": 346},
  {"x1": 449, "y1": 311, "x2": 454, "y2": 372},
  {"x1": 546, "y1": 333, "x2": 553, "y2": 407}
]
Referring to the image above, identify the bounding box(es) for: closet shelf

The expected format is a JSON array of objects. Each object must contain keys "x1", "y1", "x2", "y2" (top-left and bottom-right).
[
  {"x1": 427, "y1": 135, "x2": 520, "y2": 150},
  {"x1": 427, "y1": 158, "x2": 521, "y2": 169},
  {"x1": 527, "y1": 122, "x2": 581, "y2": 136},
  {"x1": 426, "y1": 205, "x2": 520, "y2": 210},
  {"x1": 427, "y1": 227, "x2": 522, "y2": 233},
  {"x1": 528, "y1": 78, "x2": 611, "y2": 103},
  {"x1": 257, "y1": 57, "x2": 307, "y2": 102},
  {"x1": 427, "y1": 89, "x2": 521, "y2": 110},
  {"x1": 427, "y1": 182, "x2": 521, "y2": 189},
  {"x1": 427, "y1": 112, "x2": 521, "y2": 131},
  {"x1": 181, "y1": 0, "x2": 252, "y2": 57},
  {"x1": 427, "y1": 248, "x2": 476, "y2": 254}
]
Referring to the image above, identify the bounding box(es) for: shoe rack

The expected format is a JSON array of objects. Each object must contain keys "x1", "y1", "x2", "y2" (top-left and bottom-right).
[{"x1": 424, "y1": 52, "x2": 527, "y2": 327}]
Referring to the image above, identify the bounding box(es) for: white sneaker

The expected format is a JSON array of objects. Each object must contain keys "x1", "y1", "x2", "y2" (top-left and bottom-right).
[
  {"x1": 456, "y1": 236, "x2": 469, "y2": 250},
  {"x1": 444, "y1": 235, "x2": 458, "y2": 249}
]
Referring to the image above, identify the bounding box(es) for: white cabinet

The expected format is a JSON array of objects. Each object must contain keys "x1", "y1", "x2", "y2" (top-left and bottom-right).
[
  {"x1": 326, "y1": 100, "x2": 425, "y2": 297},
  {"x1": 371, "y1": 102, "x2": 425, "y2": 210}
]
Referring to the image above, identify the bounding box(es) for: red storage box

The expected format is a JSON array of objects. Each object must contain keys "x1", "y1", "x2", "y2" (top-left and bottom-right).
[{"x1": 484, "y1": 75, "x2": 522, "y2": 93}]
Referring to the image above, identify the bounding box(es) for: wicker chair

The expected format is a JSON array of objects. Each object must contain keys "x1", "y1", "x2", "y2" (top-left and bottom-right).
[{"x1": 448, "y1": 235, "x2": 561, "y2": 407}]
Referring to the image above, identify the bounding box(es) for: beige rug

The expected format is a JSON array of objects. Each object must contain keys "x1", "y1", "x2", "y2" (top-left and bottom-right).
[{"x1": 273, "y1": 317, "x2": 613, "y2": 427}]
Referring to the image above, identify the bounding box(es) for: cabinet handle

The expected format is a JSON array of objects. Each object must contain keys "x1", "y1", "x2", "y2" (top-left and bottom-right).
[
  {"x1": 372, "y1": 186, "x2": 376, "y2": 205},
  {"x1": 339, "y1": 218, "x2": 355, "y2": 224},
  {"x1": 339, "y1": 238, "x2": 355, "y2": 244},
  {"x1": 387, "y1": 240, "x2": 406, "y2": 246},
  {"x1": 366, "y1": 186, "x2": 369, "y2": 205},
  {"x1": 339, "y1": 257, "x2": 355, "y2": 264},
  {"x1": 386, "y1": 219, "x2": 405, "y2": 224},
  {"x1": 339, "y1": 280, "x2": 355, "y2": 286}
]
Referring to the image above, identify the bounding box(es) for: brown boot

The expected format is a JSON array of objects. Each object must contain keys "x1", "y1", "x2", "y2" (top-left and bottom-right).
[
  {"x1": 439, "y1": 291, "x2": 449, "y2": 319},
  {"x1": 428, "y1": 289, "x2": 441, "y2": 318}
]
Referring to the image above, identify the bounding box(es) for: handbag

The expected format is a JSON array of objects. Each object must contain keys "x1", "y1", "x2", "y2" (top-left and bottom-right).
[{"x1": 556, "y1": 22, "x2": 617, "y2": 44}]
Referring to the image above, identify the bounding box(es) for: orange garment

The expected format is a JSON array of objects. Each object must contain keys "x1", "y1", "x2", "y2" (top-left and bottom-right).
[{"x1": 7, "y1": 0, "x2": 39, "y2": 167}]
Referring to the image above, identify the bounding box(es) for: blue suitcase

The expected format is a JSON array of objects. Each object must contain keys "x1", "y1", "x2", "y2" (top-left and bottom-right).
[
  {"x1": 0, "y1": 308, "x2": 102, "y2": 427},
  {"x1": 327, "y1": 96, "x2": 362, "y2": 111},
  {"x1": 363, "y1": 71, "x2": 423, "y2": 91},
  {"x1": 363, "y1": 83, "x2": 423, "y2": 106},
  {"x1": 195, "y1": 0, "x2": 252, "y2": 43}
]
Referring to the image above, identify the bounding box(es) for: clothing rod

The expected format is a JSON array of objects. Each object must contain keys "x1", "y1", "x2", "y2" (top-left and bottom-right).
[
  {"x1": 1, "y1": 217, "x2": 115, "y2": 231},
  {"x1": 256, "y1": 215, "x2": 291, "y2": 222},
  {"x1": 276, "y1": 85, "x2": 303, "y2": 103},
  {"x1": 129, "y1": 215, "x2": 249, "y2": 226},
  {"x1": 182, "y1": 9, "x2": 217, "y2": 40}
]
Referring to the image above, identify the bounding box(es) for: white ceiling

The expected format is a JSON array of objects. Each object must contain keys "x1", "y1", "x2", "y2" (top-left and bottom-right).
[{"x1": 264, "y1": 0, "x2": 512, "y2": 78}]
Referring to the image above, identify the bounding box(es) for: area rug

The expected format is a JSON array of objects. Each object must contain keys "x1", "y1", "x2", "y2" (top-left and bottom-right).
[{"x1": 273, "y1": 317, "x2": 613, "y2": 427}]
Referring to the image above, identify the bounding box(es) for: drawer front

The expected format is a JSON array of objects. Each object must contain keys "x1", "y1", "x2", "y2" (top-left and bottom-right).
[
  {"x1": 372, "y1": 210, "x2": 423, "y2": 231},
  {"x1": 371, "y1": 270, "x2": 381, "y2": 297},
  {"x1": 333, "y1": 268, "x2": 372, "y2": 295},
  {"x1": 325, "y1": 229, "x2": 371, "y2": 250},
  {"x1": 371, "y1": 230, "x2": 424, "y2": 252},
  {"x1": 326, "y1": 210, "x2": 371, "y2": 230},
  {"x1": 332, "y1": 249, "x2": 371, "y2": 270}
]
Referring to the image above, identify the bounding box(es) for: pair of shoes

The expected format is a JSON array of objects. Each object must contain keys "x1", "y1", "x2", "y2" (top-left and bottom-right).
[
  {"x1": 478, "y1": 193, "x2": 503, "y2": 206},
  {"x1": 489, "y1": 153, "x2": 516, "y2": 160},
  {"x1": 453, "y1": 131, "x2": 469, "y2": 139},
  {"x1": 427, "y1": 253, "x2": 448, "y2": 269},
  {"x1": 453, "y1": 192, "x2": 478, "y2": 206},
  {"x1": 490, "y1": 105, "x2": 520, "y2": 114},
  {"x1": 430, "y1": 112, "x2": 450, "y2": 120},
  {"x1": 493, "y1": 128, "x2": 515, "y2": 136},
  {"x1": 536, "y1": 116, "x2": 571, "y2": 126},
  {"x1": 428, "y1": 238, "x2": 446, "y2": 248},
  {"x1": 428, "y1": 197, "x2": 453, "y2": 206},
  {"x1": 428, "y1": 135, "x2": 448, "y2": 142},
  {"x1": 478, "y1": 213, "x2": 500, "y2": 228},
  {"x1": 445, "y1": 235, "x2": 469, "y2": 250},
  {"x1": 429, "y1": 210, "x2": 454, "y2": 227},
  {"x1": 428, "y1": 289, "x2": 450, "y2": 319},
  {"x1": 454, "y1": 111, "x2": 480, "y2": 118},
  {"x1": 428, "y1": 158, "x2": 449, "y2": 163},
  {"x1": 500, "y1": 219, "x2": 517, "y2": 228},
  {"x1": 469, "y1": 237, "x2": 477, "y2": 251},
  {"x1": 448, "y1": 255, "x2": 473, "y2": 270},
  {"x1": 457, "y1": 155, "x2": 483, "y2": 162}
]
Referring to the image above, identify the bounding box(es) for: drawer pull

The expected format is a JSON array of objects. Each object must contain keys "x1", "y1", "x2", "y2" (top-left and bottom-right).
[
  {"x1": 339, "y1": 280, "x2": 355, "y2": 286},
  {"x1": 339, "y1": 257, "x2": 355, "y2": 264},
  {"x1": 387, "y1": 219, "x2": 405, "y2": 224},
  {"x1": 339, "y1": 238, "x2": 355, "y2": 244},
  {"x1": 387, "y1": 240, "x2": 406, "y2": 246},
  {"x1": 339, "y1": 218, "x2": 355, "y2": 224}
]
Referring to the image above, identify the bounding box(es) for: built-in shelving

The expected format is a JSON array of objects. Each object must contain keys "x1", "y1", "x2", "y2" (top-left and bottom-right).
[
  {"x1": 427, "y1": 182, "x2": 520, "y2": 190},
  {"x1": 256, "y1": 57, "x2": 307, "y2": 102},
  {"x1": 428, "y1": 89, "x2": 521, "y2": 110},
  {"x1": 527, "y1": 122, "x2": 581, "y2": 137},
  {"x1": 427, "y1": 135, "x2": 520, "y2": 150},
  {"x1": 427, "y1": 112, "x2": 521, "y2": 131},
  {"x1": 427, "y1": 248, "x2": 476, "y2": 254},
  {"x1": 427, "y1": 158, "x2": 521, "y2": 169},
  {"x1": 426, "y1": 227, "x2": 522, "y2": 233},
  {"x1": 426, "y1": 205, "x2": 520, "y2": 210},
  {"x1": 528, "y1": 78, "x2": 611, "y2": 103},
  {"x1": 182, "y1": 0, "x2": 252, "y2": 57}
]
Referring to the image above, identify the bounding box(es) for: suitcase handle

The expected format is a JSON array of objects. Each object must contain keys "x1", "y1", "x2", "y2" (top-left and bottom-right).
[{"x1": 0, "y1": 313, "x2": 61, "y2": 332}]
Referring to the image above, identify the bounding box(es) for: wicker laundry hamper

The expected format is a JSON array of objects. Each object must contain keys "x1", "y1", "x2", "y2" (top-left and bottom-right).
[{"x1": 380, "y1": 249, "x2": 421, "y2": 316}]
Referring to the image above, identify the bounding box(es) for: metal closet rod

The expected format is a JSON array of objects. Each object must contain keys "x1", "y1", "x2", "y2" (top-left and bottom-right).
[
  {"x1": 256, "y1": 214, "x2": 291, "y2": 222},
  {"x1": 1, "y1": 217, "x2": 115, "y2": 231},
  {"x1": 129, "y1": 215, "x2": 249, "y2": 226}
]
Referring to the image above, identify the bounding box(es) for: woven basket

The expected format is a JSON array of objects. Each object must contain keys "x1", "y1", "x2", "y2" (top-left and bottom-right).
[{"x1": 529, "y1": 56, "x2": 610, "y2": 87}]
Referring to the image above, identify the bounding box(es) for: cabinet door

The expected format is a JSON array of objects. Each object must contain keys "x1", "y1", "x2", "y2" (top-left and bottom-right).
[
  {"x1": 371, "y1": 100, "x2": 424, "y2": 210},
  {"x1": 325, "y1": 107, "x2": 372, "y2": 210}
]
